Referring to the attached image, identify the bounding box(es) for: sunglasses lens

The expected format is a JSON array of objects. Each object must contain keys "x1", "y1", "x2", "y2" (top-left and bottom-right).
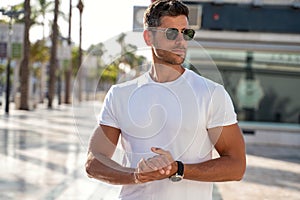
[
  {"x1": 163, "y1": 28, "x2": 195, "y2": 41},
  {"x1": 183, "y1": 29, "x2": 195, "y2": 41},
  {"x1": 165, "y1": 28, "x2": 179, "y2": 40}
]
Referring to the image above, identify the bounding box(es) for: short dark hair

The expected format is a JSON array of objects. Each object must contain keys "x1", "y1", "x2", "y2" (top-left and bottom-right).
[{"x1": 144, "y1": 0, "x2": 189, "y2": 28}]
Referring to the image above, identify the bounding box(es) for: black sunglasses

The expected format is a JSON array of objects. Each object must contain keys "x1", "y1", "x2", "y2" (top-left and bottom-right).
[{"x1": 151, "y1": 28, "x2": 195, "y2": 41}]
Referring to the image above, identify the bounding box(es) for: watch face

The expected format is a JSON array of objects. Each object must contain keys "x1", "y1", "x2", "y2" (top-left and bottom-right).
[{"x1": 170, "y1": 175, "x2": 183, "y2": 182}]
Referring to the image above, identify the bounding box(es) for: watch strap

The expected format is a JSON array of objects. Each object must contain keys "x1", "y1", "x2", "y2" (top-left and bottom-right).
[{"x1": 176, "y1": 160, "x2": 184, "y2": 176}]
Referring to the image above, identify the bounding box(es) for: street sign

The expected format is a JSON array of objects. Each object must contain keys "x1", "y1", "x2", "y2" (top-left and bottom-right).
[
  {"x1": 0, "y1": 23, "x2": 24, "y2": 59},
  {"x1": 0, "y1": 24, "x2": 9, "y2": 42},
  {"x1": 12, "y1": 42, "x2": 22, "y2": 59},
  {"x1": 0, "y1": 23, "x2": 24, "y2": 43},
  {"x1": 0, "y1": 42, "x2": 7, "y2": 58}
]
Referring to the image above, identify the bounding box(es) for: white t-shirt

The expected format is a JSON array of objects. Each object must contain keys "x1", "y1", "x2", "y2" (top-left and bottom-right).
[{"x1": 99, "y1": 68, "x2": 237, "y2": 200}]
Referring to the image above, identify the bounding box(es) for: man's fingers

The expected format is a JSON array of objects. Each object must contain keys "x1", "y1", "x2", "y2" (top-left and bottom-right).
[
  {"x1": 151, "y1": 147, "x2": 168, "y2": 155},
  {"x1": 152, "y1": 147, "x2": 173, "y2": 162},
  {"x1": 138, "y1": 158, "x2": 152, "y2": 173},
  {"x1": 138, "y1": 147, "x2": 174, "y2": 176},
  {"x1": 151, "y1": 147, "x2": 173, "y2": 162},
  {"x1": 146, "y1": 158, "x2": 158, "y2": 170},
  {"x1": 146, "y1": 155, "x2": 172, "y2": 174}
]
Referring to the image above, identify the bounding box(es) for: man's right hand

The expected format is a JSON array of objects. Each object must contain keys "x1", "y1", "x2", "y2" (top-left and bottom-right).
[{"x1": 135, "y1": 147, "x2": 177, "y2": 183}]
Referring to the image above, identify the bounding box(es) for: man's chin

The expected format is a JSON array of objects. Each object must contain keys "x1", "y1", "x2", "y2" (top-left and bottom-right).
[
  {"x1": 173, "y1": 54, "x2": 185, "y2": 64},
  {"x1": 155, "y1": 49, "x2": 185, "y2": 65},
  {"x1": 168, "y1": 57, "x2": 185, "y2": 65}
]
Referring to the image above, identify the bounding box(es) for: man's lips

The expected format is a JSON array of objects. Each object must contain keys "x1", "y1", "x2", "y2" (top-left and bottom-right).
[{"x1": 172, "y1": 48, "x2": 186, "y2": 56}]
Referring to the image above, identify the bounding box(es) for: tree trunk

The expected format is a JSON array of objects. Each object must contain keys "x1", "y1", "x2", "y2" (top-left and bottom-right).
[
  {"x1": 64, "y1": 67, "x2": 71, "y2": 104},
  {"x1": 64, "y1": 0, "x2": 72, "y2": 104},
  {"x1": 78, "y1": 8, "x2": 83, "y2": 102},
  {"x1": 48, "y1": 0, "x2": 59, "y2": 108},
  {"x1": 19, "y1": 0, "x2": 31, "y2": 110}
]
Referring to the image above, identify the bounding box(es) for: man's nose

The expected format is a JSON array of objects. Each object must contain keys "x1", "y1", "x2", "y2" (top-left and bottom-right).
[{"x1": 175, "y1": 32, "x2": 185, "y2": 43}]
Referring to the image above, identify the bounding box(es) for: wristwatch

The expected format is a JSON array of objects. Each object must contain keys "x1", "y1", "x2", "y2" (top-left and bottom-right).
[{"x1": 169, "y1": 161, "x2": 184, "y2": 182}]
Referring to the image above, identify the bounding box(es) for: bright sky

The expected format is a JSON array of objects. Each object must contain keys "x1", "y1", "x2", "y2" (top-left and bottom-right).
[{"x1": 0, "y1": 0, "x2": 151, "y2": 50}]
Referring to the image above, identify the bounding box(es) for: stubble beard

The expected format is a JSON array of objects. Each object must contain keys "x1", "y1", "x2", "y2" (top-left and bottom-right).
[{"x1": 153, "y1": 48, "x2": 186, "y2": 66}]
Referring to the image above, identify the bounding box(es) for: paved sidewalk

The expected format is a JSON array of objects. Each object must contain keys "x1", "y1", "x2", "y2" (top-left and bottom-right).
[
  {"x1": 0, "y1": 102, "x2": 299, "y2": 200},
  {"x1": 216, "y1": 145, "x2": 300, "y2": 200}
]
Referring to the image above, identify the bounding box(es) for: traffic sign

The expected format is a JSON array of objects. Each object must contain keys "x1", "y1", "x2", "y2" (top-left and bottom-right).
[
  {"x1": 12, "y1": 42, "x2": 22, "y2": 59},
  {"x1": 0, "y1": 23, "x2": 24, "y2": 43},
  {"x1": 0, "y1": 42, "x2": 7, "y2": 58}
]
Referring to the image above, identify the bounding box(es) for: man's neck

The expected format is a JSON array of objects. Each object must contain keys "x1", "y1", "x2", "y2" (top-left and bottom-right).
[{"x1": 149, "y1": 63, "x2": 185, "y2": 83}]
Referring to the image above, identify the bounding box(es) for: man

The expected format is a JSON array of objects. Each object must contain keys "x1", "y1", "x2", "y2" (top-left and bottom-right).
[{"x1": 86, "y1": 0, "x2": 246, "y2": 199}]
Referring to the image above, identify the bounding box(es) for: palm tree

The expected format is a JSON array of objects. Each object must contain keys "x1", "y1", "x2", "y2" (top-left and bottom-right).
[
  {"x1": 116, "y1": 33, "x2": 126, "y2": 56},
  {"x1": 77, "y1": 0, "x2": 84, "y2": 102},
  {"x1": 32, "y1": 0, "x2": 66, "y2": 40},
  {"x1": 48, "y1": 0, "x2": 59, "y2": 108},
  {"x1": 30, "y1": 40, "x2": 49, "y2": 103},
  {"x1": 87, "y1": 42, "x2": 106, "y2": 68},
  {"x1": 19, "y1": 0, "x2": 31, "y2": 110},
  {"x1": 33, "y1": 0, "x2": 53, "y2": 39},
  {"x1": 116, "y1": 33, "x2": 147, "y2": 79}
]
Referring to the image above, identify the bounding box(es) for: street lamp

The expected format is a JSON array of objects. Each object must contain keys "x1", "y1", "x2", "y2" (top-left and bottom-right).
[
  {"x1": 0, "y1": 8, "x2": 24, "y2": 114},
  {"x1": 77, "y1": 0, "x2": 84, "y2": 102}
]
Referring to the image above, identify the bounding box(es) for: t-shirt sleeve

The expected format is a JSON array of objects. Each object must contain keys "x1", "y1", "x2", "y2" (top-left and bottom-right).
[
  {"x1": 207, "y1": 85, "x2": 237, "y2": 129},
  {"x1": 99, "y1": 86, "x2": 120, "y2": 128}
]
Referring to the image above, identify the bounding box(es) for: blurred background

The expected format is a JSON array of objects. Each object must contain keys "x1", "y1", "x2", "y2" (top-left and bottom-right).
[{"x1": 0, "y1": 0, "x2": 299, "y2": 199}]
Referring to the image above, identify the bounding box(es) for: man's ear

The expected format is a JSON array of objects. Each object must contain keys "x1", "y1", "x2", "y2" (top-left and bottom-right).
[{"x1": 143, "y1": 30, "x2": 153, "y2": 46}]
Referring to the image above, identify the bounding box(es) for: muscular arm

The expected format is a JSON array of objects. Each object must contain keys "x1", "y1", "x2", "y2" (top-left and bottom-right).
[
  {"x1": 85, "y1": 125, "x2": 136, "y2": 185},
  {"x1": 183, "y1": 123, "x2": 246, "y2": 182},
  {"x1": 137, "y1": 123, "x2": 246, "y2": 183}
]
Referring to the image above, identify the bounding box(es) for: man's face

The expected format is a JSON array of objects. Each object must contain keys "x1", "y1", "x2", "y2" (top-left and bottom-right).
[{"x1": 151, "y1": 15, "x2": 189, "y2": 65}]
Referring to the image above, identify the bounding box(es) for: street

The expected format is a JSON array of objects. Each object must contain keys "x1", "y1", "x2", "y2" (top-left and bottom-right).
[{"x1": 0, "y1": 102, "x2": 299, "y2": 199}]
